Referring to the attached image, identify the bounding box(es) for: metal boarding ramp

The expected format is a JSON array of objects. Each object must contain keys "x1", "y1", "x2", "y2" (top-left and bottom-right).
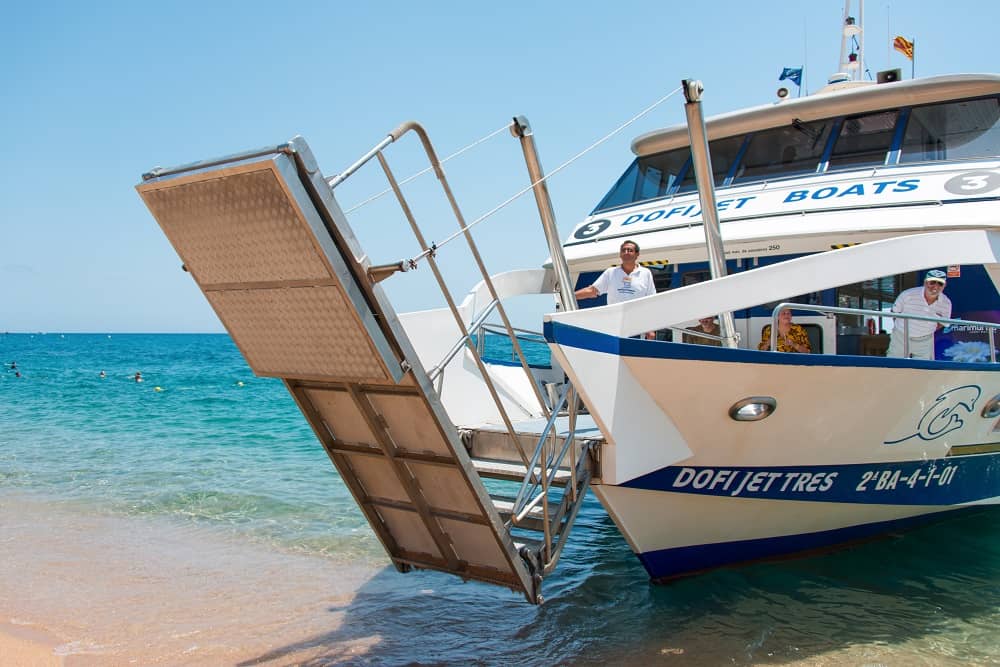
[{"x1": 136, "y1": 134, "x2": 594, "y2": 604}]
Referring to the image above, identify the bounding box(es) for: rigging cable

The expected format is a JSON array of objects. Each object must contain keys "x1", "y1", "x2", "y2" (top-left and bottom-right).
[
  {"x1": 406, "y1": 85, "x2": 684, "y2": 267},
  {"x1": 343, "y1": 121, "x2": 515, "y2": 214}
]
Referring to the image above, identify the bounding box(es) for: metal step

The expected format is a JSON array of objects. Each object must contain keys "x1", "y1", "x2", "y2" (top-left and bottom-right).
[
  {"x1": 137, "y1": 138, "x2": 542, "y2": 603},
  {"x1": 462, "y1": 417, "x2": 604, "y2": 469},
  {"x1": 491, "y1": 493, "x2": 565, "y2": 532},
  {"x1": 472, "y1": 458, "x2": 573, "y2": 485}
]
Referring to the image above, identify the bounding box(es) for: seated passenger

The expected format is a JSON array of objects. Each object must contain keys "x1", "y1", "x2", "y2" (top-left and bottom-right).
[
  {"x1": 683, "y1": 317, "x2": 722, "y2": 346},
  {"x1": 758, "y1": 309, "x2": 811, "y2": 353}
]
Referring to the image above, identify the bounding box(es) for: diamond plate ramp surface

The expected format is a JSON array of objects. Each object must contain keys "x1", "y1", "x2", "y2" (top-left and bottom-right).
[{"x1": 137, "y1": 139, "x2": 539, "y2": 601}]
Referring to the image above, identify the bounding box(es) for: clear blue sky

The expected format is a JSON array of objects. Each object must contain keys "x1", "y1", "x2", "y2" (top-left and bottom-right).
[{"x1": 2, "y1": 1, "x2": 994, "y2": 332}]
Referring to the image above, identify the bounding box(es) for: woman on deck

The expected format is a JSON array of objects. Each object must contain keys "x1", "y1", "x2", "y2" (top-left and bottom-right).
[{"x1": 758, "y1": 309, "x2": 811, "y2": 353}]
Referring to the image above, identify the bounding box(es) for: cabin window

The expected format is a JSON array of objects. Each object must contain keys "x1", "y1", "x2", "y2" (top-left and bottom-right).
[
  {"x1": 594, "y1": 148, "x2": 691, "y2": 212},
  {"x1": 899, "y1": 96, "x2": 1000, "y2": 163},
  {"x1": 732, "y1": 120, "x2": 832, "y2": 183},
  {"x1": 681, "y1": 269, "x2": 712, "y2": 287},
  {"x1": 835, "y1": 275, "x2": 903, "y2": 335},
  {"x1": 676, "y1": 136, "x2": 745, "y2": 192},
  {"x1": 649, "y1": 265, "x2": 674, "y2": 292},
  {"x1": 827, "y1": 110, "x2": 899, "y2": 170},
  {"x1": 591, "y1": 93, "x2": 1000, "y2": 215}
]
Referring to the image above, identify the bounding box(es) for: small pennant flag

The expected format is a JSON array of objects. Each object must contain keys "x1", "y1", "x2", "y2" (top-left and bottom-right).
[
  {"x1": 893, "y1": 35, "x2": 914, "y2": 61},
  {"x1": 779, "y1": 67, "x2": 803, "y2": 87}
]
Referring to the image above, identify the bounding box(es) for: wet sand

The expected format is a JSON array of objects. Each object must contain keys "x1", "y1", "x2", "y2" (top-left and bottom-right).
[
  {"x1": 3, "y1": 493, "x2": 996, "y2": 666},
  {"x1": 0, "y1": 495, "x2": 382, "y2": 666}
]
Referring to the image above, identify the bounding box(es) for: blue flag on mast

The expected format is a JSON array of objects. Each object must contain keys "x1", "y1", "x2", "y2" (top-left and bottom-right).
[{"x1": 779, "y1": 67, "x2": 803, "y2": 87}]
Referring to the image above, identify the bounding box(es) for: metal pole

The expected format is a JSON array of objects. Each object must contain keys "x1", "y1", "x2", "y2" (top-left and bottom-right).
[
  {"x1": 511, "y1": 116, "x2": 578, "y2": 312},
  {"x1": 682, "y1": 80, "x2": 738, "y2": 348},
  {"x1": 859, "y1": 0, "x2": 865, "y2": 80},
  {"x1": 839, "y1": 3, "x2": 849, "y2": 75},
  {"x1": 327, "y1": 135, "x2": 395, "y2": 189}
]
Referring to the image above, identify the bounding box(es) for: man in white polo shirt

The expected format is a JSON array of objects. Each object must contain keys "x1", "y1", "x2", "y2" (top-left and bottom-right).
[
  {"x1": 886, "y1": 269, "x2": 952, "y2": 360},
  {"x1": 575, "y1": 239, "x2": 657, "y2": 339}
]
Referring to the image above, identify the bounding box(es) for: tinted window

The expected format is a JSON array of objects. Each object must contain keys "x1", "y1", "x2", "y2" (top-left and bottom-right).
[
  {"x1": 594, "y1": 148, "x2": 689, "y2": 212},
  {"x1": 681, "y1": 269, "x2": 711, "y2": 286},
  {"x1": 732, "y1": 120, "x2": 832, "y2": 183},
  {"x1": 591, "y1": 94, "x2": 1000, "y2": 214},
  {"x1": 827, "y1": 110, "x2": 899, "y2": 169},
  {"x1": 900, "y1": 96, "x2": 1000, "y2": 163},
  {"x1": 677, "y1": 136, "x2": 745, "y2": 192}
]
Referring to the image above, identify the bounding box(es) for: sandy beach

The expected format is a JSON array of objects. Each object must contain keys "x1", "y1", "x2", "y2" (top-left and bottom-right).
[
  {"x1": 0, "y1": 494, "x2": 383, "y2": 666},
  {"x1": 4, "y1": 491, "x2": 998, "y2": 667}
]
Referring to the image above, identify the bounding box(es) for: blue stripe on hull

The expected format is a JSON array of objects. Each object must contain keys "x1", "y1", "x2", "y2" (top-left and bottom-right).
[
  {"x1": 622, "y1": 456, "x2": 1000, "y2": 505},
  {"x1": 637, "y1": 507, "x2": 972, "y2": 581}
]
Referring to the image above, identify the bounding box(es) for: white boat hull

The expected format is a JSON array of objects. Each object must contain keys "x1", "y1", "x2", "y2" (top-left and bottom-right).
[
  {"x1": 594, "y1": 482, "x2": 984, "y2": 580},
  {"x1": 547, "y1": 322, "x2": 1000, "y2": 579}
]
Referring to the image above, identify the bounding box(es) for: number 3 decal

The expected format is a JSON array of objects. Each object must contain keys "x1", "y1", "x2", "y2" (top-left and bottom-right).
[
  {"x1": 573, "y1": 219, "x2": 611, "y2": 240},
  {"x1": 944, "y1": 170, "x2": 1000, "y2": 196}
]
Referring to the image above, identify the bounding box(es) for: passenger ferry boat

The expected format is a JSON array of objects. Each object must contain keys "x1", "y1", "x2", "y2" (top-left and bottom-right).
[
  {"x1": 547, "y1": 68, "x2": 1000, "y2": 580},
  {"x1": 136, "y1": 11, "x2": 1000, "y2": 602}
]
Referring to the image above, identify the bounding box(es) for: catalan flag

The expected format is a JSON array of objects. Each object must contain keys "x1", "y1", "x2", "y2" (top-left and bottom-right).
[{"x1": 893, "y1": 35, "x2": 914, "y2": 61}]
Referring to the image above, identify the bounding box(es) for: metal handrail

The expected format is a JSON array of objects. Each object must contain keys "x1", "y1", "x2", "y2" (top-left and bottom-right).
[
  {"x1": 511, "y1": 383, "x2": 580, "y2": 521},
  {"x1": 481, "y1": 323, "x2": 546, "y2": 338},
  {"x1": 381, "y1": 123, "x2": 550, "y2": 417},
  {"x1": 476, "y1": 323, "x2": 547, "y2": 362},
  {"x1": 328, "y1": 120, "x2": 587, "y2": 562},
  {"x1": 511, "y1": 383, "x2": 569, "y2": 517},
  {"x1": 327, "y1": 121, "x2": 566, "y2": 477},
  {"x1": 429, "y1": 299, "x2": 499, "y2": 388},
  {"x1": 770, "y1": 302, "x2": 999, "y2": 361}
]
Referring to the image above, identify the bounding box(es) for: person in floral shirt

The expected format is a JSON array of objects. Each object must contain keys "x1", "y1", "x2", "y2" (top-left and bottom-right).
[{"x1": 758, "y1": 309, "x2": 811, "y2": 353}]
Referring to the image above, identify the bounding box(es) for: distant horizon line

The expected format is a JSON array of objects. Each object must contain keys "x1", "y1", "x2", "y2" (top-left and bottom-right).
[{"x1": 2, "y1": 331, "x2": 229, "y2": 335}]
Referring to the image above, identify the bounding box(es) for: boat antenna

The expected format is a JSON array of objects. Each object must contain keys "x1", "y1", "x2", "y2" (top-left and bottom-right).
[
  {"x1": 838, "y1": 0, "x2": 865, "y2": 82},
  {"x1": 886, "y1": 4, "x2": 891, "y2": 67},
  {"x1": 802, "y1": 15, "x2": 808, "y2": 96}
]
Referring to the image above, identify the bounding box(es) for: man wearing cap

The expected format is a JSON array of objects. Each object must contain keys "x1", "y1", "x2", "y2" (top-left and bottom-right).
[{"x1": 886, "y1": 269, "x2": 952, "y2": 360}]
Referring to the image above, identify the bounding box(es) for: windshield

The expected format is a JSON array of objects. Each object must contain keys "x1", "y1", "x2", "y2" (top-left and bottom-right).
[{"x1": 592, "y1": 93, "x2": 1000, "y2": 215}]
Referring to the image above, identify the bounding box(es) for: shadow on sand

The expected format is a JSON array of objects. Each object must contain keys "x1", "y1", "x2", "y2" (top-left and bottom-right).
[{"x1": 238, "y1": 502, "x2": 1000, "y2": 666}]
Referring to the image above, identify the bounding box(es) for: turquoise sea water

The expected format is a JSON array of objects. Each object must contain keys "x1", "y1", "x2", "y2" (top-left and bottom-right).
[{"x1": 2, "y1": 333, "x2": 999, "y2": 665}]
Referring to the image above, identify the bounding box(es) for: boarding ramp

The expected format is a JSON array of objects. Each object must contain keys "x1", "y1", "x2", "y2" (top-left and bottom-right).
[{"x1": 137, "y1": 135, "x2": 593, "y2": 603}]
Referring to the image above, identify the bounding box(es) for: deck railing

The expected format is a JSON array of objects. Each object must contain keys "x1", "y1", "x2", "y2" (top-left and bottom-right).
[{"x1": 771, "y1": 302, "x2": 1000, "y2": 361}]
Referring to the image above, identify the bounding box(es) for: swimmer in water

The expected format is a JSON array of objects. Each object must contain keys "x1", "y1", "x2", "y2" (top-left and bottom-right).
[
  {"x1": 134, "y1": 371, "x2": 143, "y2": 383},
  {"x1": 99, "y1": 370, "x2": 106, "y2": 379}
]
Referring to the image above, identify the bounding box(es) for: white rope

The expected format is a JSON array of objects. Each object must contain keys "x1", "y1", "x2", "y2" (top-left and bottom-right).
[
  {"x1": 409, "y1": 86, "x2": 684, "y2": 265},
  {"x1": 343, "y1": 121, "x2": 514, "y2": 214}
]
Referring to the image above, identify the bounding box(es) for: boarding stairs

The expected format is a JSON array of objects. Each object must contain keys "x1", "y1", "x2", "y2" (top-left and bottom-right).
[{"x1": 136, "y1": 129, "x2": 596, "y2": 604}]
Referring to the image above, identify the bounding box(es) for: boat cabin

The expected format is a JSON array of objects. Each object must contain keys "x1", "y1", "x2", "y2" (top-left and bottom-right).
[{"x1": 565, "y1": 75, "x2": 1000, "y2": 360}]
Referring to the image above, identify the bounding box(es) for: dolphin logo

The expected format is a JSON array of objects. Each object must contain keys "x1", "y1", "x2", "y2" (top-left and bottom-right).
[{"x1": 884, "y1": 385, "x2": 981, "y2": 445}]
